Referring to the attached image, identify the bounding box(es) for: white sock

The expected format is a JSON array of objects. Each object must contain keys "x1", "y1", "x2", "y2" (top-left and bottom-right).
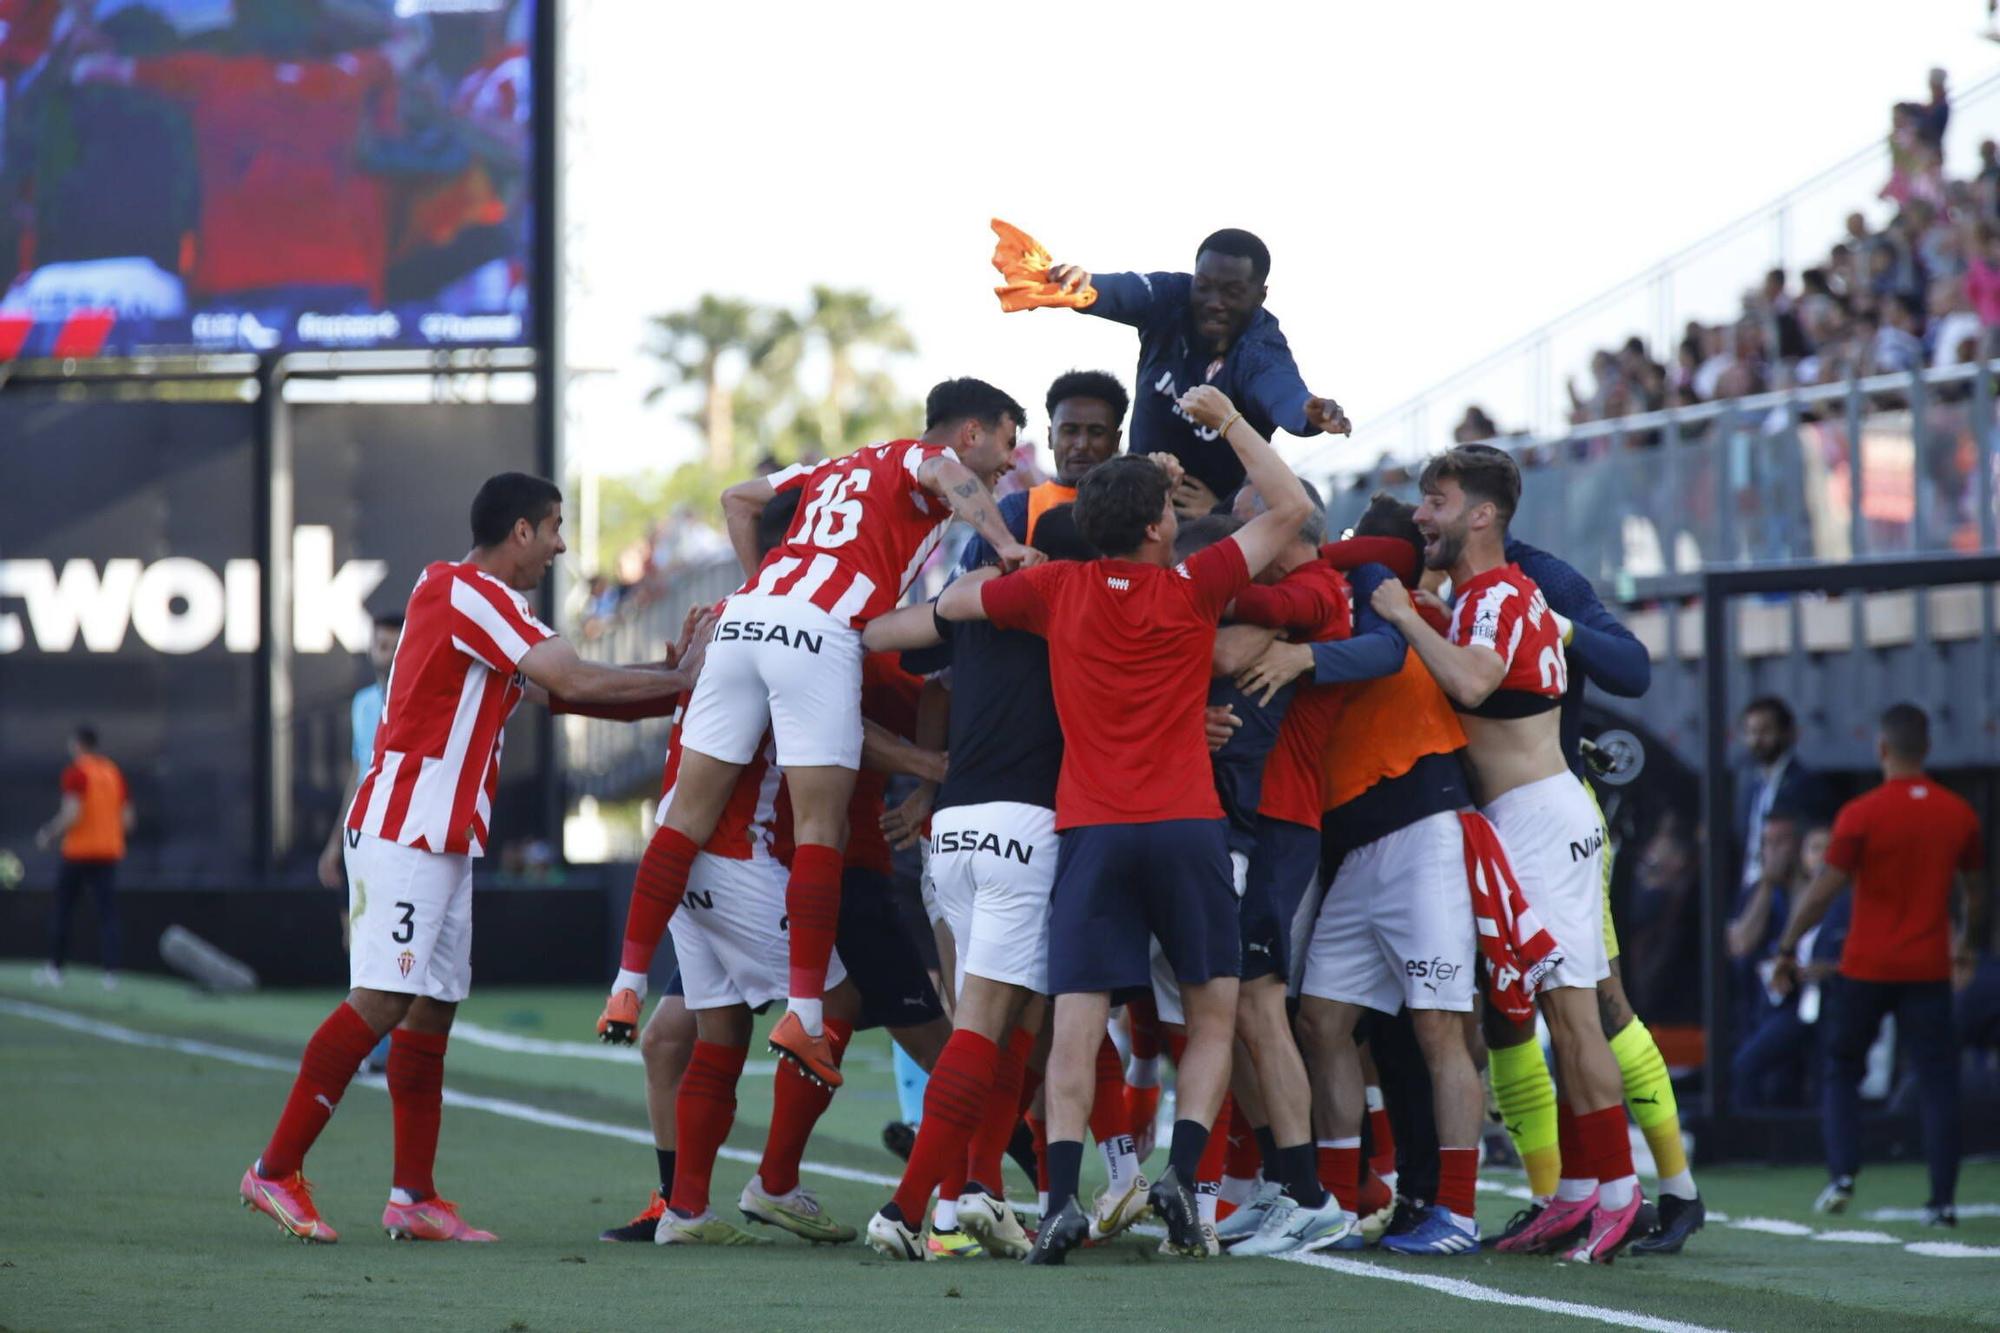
[
  {"x1": 1038, "y1": 1191, "x2": 1049, "y2": 1214},
  {"x1": 1363, "y1": 1085, "x2": 1385, "y2": 1112},
  {"x1": 1325, "y1": 1136, "x2": 1361, "y2": 1150},
  {"x1": 1598, "y1": 1175, "x2": 1637, "y2": 1210},
  {"x1": 1658, "y1": 1169, "x2": 1697, "y2": 1201},
  {"x1": 933, "y1": 1197, "x2": 958, "y2": 1230},
  {"x1": 613, "y1": 968, "x2": 648, "y2": 999},
  {"x1": 1196, "y1": 1181, "x2": 1219, "y2": 1227},
  {"x1": 1443, "y1": 1208, "x2": 1477, "y2": 1234},
  {"x1": 788, "y1": 996, "x2": 824, "y2": 1036},
  {"x1": 1379, "y1": 1170, "x2": 1399, "y2": 1193},
  {"x1": 1556, "y1": 1177, "x2": 1598, "y2": 1203},
  {"x1": 1106, "y1": 1014, "x2": 1133, "y2": 1064},
  {"x1": 389, "y1": 1187, "x2": 418, "y2": 1206},
  {"x1": 1219, "y1": 1175, "x2": 1257, "y2": 1207},
  {"x1": 1101, "y1": 1137, "x2": 1138, "y2": 1193},
  {"x1": 1128, "y1": 1055, "x2": 1160, "y2": 1088}
]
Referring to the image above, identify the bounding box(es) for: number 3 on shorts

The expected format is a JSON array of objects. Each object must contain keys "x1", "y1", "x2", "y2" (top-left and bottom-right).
[{"x1": 392, "y1": 901, "x2": 415, "y2": 944}]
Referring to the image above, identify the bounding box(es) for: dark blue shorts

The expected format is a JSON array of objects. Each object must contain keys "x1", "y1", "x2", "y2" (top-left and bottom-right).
[
  {"x1": 837, "y1": 867, "x2": 944, "y2": 1031},
  {"x1": 1243, "y1": 816, "x2": 1320, "y2": 982},
  {"x1": 1047, "y1": 819, "x2": 1239, "y2": 996}
]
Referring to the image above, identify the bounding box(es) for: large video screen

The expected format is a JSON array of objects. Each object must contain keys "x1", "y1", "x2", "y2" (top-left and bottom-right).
[{"x1": 0, "y1": 0, "x2": 535, "y2": 359}]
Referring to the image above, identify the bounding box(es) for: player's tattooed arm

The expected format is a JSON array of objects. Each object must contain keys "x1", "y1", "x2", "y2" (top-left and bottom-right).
[
  {"x1": 920, "y1": 456, "x2": 1043, "y2": 572},
  {"x1": 721, "y1": 476, "x2": 777, "y2": 579},
  {"x1": 1369, "y1": 578, "x2": 1505, "y2": 708}
]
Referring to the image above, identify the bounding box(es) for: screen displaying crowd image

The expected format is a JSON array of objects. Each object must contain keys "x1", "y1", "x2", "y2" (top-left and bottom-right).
[{"x1": 0, "y1": 0, "x2": 534, "y2": 358}]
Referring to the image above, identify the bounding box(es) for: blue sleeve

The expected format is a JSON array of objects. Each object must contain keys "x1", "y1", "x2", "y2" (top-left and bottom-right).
[
  {"x1": 1239, "y1": 337, "x2": 1316, "y2": 437},
  {"x1": 1508, "y1": 539, "x2": 1650, "y2": 698},
  {"x1": 350, "y1": 689, "x2": 377, "y2": 768},
  {"x1": 1310, "y1": 565, "x2": 1407, "y2": 684},
  {"x1": 1080, "y1": 270, "x2": 1187, "y2": 329},
  {"x1": 956, "y1": 491, "x2": 1030, "y2": 573}
]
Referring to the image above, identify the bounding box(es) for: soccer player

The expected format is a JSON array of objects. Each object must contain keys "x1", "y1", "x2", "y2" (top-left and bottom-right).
[
  {"x1": 937, "y1": 384, "x2": 1312, "y2": 1263},
  {"x1": 959, "y1": 369, "x2": 1126, "y2": 568},
  {"x1": 857, "y1": 505, "x2": 1098, "y2": 1260},
  {"x1": 1437, "y1": 442, "x2": 1704, "y2": 1254},
  {"x1": 1370, "y1": 447, "x2": 1645, "y2": 1262},
  {"x1": 239, "y1": 473, "x2": 698, "y2": 1244},
  {"x1": 1772, "y1": 703, "x2": 1985, "y2": 1227},
  {"x1": 34, "y1": 724, "x2": 131, "y2": 989},
  {"x1": 1043, "y1": 231, "x2": 1346, "y2": 510},
  {"x1": 601, "y1": 379, "x2": 1038, "y2": 1090}
]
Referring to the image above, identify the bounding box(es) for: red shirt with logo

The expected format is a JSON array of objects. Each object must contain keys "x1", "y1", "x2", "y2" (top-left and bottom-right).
[
  {"x1": 1231, "y1": 562, "x2": 1353, "y2": 830},
  {"x1": 744, "y1": 441, "x2": 955, "y2": 626},
  {"x1": 1447, "y1": 563, "x2": 1567, "y2": 705},
  {"x1": 982, "y1": 540, "x2": 1251, "y2": 830},
  {"x1": 1826, "y1": 775, "x2": 1983, "y2": 982}
]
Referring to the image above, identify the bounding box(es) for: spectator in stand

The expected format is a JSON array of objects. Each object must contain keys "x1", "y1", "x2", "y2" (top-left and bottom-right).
[
  {"x1": 1929, "y1": 275, "x2": 1984, "y2": 367},
  {"x1": 1917, "y1": 68, "x2": 1950, "y2": 150},
  {"x1": 1452, "y1": 405, "x2": 1498, "y2": 444},
  {"x1": 34, "y1": 724, "x2": 132, "y2": 990},
  {"x1": 1979, "y1": 138, "x2": 2000, "y2": 185},
  {"x1": 1734, "y1": 697, "x2": 1831, "y2": 902},
  {"x1": 1959, "y1": 218, "x2": 2000, "y2": 329},
  {"x1": 1727, "y1": 814, "x2": 1799, "y2": 1046},
  {"x1": 1872, "y1": 295, "x2": 1926, "y2": 373}
]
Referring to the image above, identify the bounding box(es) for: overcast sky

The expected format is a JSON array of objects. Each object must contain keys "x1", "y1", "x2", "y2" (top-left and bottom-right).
[{"x1": 563, "y1": 1, "x2": 1999, "y2": 486}]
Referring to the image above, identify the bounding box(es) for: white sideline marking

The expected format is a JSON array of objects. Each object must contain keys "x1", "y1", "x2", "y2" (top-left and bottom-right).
[
  {"x1": 451, "y1": 1021, "x2": 781, "y2": 1077},
  {"x1": 4, "y1": 996, "x2": 1991, "y2": 1288},
  {"x1": 1866, "y1": 1204, "x2": 2000, "y2": 1222},
  {"x1": 1279, "y1": 1252, "x2": 1722, "y2": 1333},
  {"x1": 1815, "y1": 1230, "x2": 1899, "y2": 1245}
]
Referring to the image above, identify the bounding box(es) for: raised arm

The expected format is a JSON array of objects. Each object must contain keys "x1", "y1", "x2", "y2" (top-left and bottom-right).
[
  {"x1": 721, "y1": 475, "x2": 777, "y2": 579},
  {"x1": 1176, "y1": 386, "x2": 1309, "y2": 578},
  {"x1": 1046, "y1": 267, "x2": 1181, "y2": 328},
  {"x1": 917, "y1": 455, "x2": 1042, "y2": 572}
]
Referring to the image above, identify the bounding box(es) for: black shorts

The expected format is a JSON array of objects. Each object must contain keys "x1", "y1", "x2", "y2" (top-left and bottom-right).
[
  {"x1": 838, "y1": 867, "x2": 944, "y2": 1031},
  {"x1": 1243, "y1": 816, "x2": 1319, "y2": 982},
  {"x1": 1047, "y1": 819, "x2": 1239, "y2": 996}
]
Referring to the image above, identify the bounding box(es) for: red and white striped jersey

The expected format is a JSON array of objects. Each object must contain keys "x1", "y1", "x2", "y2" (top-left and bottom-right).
[
  {"x1": 347, "y1": 561, "x2": 553, "y2": 857},
  {"x1": 1448, "y1": 563, "x2": 1567, "y2": 701},
  {"x1": 740, "y1": 440, "x2": 955, "y2": 626}
]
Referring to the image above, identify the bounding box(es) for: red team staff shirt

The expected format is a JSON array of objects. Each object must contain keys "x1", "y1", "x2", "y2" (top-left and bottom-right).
[
  {"x1": 743, "y1": 441, "x2": 957, "y2": 627},
  {"x1": 982, "y1": 541, "x2": 1253, "y2": 830},
  {"x1": 1825, "y1": 775, "x2": 1983, "y2": 983},
  {"x1": 348, "y1": 562, "x2": 552, "y2": 857},
  {"x1": 1447, "y1": 563, "x2": 1568, "y2": 702}
]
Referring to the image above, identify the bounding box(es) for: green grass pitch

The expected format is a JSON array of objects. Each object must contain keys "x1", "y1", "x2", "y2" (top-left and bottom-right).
[{"x1": 2, "y1": 964, "x2": 1996, "y2": 1331}]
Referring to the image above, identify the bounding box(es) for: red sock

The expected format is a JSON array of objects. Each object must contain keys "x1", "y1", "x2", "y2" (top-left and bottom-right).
[
  {"x1": 1127, "y1": 994, "x2": 1162, "y2": 1059},
  {"x1": 1358, "y1": 1166, "x2": 1394, "y2": 1216},
  {"x1": 1026, "y1": 1114, "x2": 1050, "y2": 1194},
  {"x1": 1165, "y1": 1032, "x2": 1188, "y2": 1066},
  {"x1": 670, "y1": 1040, "x2": 747, "y2": 1215},
  {"x1": 1576, "y1": 1106, "x2": 1634, "y2": 1185},
  {"x1": 891, "y1": 1029, "x2": 996, "y2": 1220},
  {"x1": 1088, "y1": 1036, "x2": 1129, "y2": 1147},
  {"x1": 758, "y1": 1019, "x2": 851, "y2": 1194},
  {"x1": 1557, "y1": 1101, "x2": 1589, "y2": 1184},
  {"x1": 967, "y1": 1028, "x2": 1032, "y2": 1195},
  {"x1": 259, "y1": 1002, "x2": 379, "y2": 1179},
  {"x1": 1319, "y1": 1145, "x2": 1361, "y2": 1212},
  {"x1": 1437, "y1": 1146, "x2": 1478, "y2": 1220},
  {"x1": 785, "y1": 845, "x2": 844, "y2": 1001},
  {"x1": 1366, "y1": 1099, "x2": 1398, "y2": 1180},
  {"x1": 1225, "y1": 1119, "x2": 1261, "y2": 1181},
  {"x1": 620, "y1": 827, "x2": 697, "y2": 972},
  {"x1": 387, "y1": 1028, "x2": 449, "y2": 1200},
  {"x1": 1196, "y1": 1096, "x2": 1233, "y2": 1189}
]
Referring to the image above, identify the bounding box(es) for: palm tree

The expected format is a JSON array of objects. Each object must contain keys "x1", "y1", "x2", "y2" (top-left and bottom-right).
[
  {"x1": 644, "y1": 296, "x2": 768, "y2": 472},
  {"x1": 763, "y1": 287, "x2": 917, "y2": 452}
]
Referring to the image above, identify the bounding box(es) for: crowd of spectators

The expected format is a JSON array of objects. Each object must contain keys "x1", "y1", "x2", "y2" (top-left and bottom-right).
[{"x1": 1450, "y1": 69, "x2": 1991, "y2": 447}]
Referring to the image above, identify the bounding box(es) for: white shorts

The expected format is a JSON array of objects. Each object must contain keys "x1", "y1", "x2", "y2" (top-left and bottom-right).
[
  {"x1": 668, "y1": 851, "x2": 848, "y2": 1011},
  {"x1": 345, "y1": 833, "x2": 473, "y2": 1003},
  {"x1": 1301, "y1": 811, "x2": 1476, "y2": 1013},
  {"x1": 1482, "y1": 772, "x2": 1610, "y2": 991},
  {"x1": 679, "y1": 593, "x2": 863, "y2": 770},
  {"x1": 1147, "y1": 852, "x2": 1247, "y2": 1026},
  {"x1": 927, "y1": 801, "x2": 1057, "y2": 996}
]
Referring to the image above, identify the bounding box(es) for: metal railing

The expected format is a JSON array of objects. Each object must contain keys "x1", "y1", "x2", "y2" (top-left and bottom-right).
[
  {"x1": 1294, "y1": 69, "x2": 2000, "y2": 472},
  {"x1": 1317, "y1": 357, "x2": 2000, "y2": 595}
]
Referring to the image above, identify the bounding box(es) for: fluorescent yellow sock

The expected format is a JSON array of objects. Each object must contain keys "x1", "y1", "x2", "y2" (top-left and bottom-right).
[
  {"x1": 1488, "y1": 1039, "x2": 1560, "y2": 1199},
  {"x1": 1610, "y1": 1017, "x2": 1696, "y2": 1196}
]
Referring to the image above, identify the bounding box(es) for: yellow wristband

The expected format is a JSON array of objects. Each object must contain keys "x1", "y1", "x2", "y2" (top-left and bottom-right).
[{"x1": 1217, "y1": 410, "x2": 1244, "y2": 437}]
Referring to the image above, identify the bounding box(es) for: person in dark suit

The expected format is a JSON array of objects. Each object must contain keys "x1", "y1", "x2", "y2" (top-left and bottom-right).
[{"x1": 1733, "y1": 697, "x2": 1831, "y2": 898}]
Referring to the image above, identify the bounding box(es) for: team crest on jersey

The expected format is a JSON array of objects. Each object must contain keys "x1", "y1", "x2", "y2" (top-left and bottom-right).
[{"x1": 397, "y1": 949, "x2": 415, "y2": 978}]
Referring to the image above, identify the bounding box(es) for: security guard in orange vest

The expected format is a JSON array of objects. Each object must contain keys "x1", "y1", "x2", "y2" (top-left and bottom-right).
[
  {"x1": 36, "y1": 723, "x2": 132, "y2": 989},
  {"x1": 960, "y1": 370, "x2": 1127, "y2": 567}
]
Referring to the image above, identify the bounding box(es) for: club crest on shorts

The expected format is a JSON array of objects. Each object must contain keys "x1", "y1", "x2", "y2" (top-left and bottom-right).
[{"x1": 398, "y1": 949, "x2": 416, "y2": 978}]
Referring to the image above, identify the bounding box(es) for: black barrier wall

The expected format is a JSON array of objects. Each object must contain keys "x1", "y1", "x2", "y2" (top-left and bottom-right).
[{"x1": 0, "y1": 390, "x2": 554, "y2": 891}]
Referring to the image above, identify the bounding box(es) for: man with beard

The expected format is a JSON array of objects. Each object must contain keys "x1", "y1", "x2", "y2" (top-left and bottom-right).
[{"x1": 960, "y1": 370, "x2": 1128, "y2": 568}]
